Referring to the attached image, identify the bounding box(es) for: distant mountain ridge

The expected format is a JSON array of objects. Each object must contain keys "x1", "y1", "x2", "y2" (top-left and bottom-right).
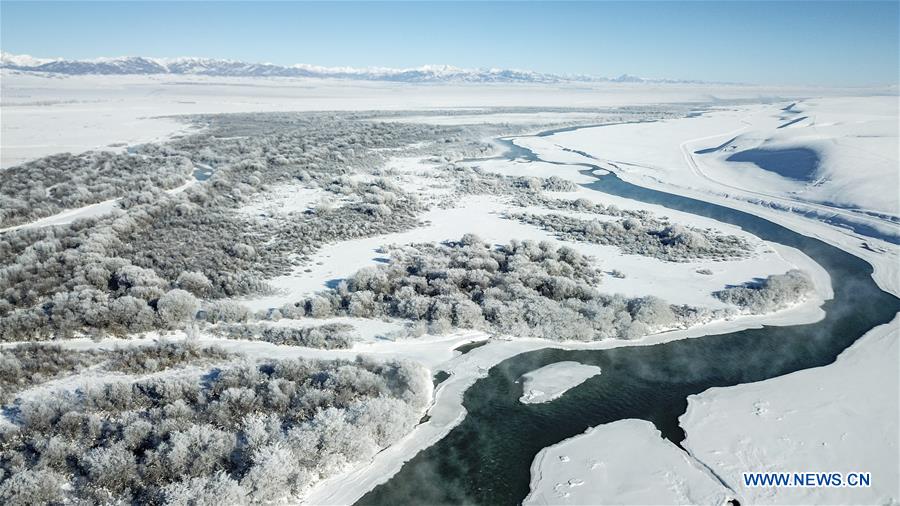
[{"x1": 0, "y1": 52, "x2": 714, "y2": 84}]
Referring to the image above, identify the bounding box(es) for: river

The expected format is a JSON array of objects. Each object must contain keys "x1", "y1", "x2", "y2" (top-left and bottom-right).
[{"x1": 356, "y1": 128, "x2": 900, "y2": 505}]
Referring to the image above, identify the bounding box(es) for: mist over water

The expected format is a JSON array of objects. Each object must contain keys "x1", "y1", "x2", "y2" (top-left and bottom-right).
[{"x1": 357, "y1": 129, "x2": 900, "y2": 506}]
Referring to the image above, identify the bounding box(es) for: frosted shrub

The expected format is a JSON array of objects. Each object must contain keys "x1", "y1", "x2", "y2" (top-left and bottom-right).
[
  {"x1": 0, "y1": 469, "x2": 66, "y2": 506},
  {"x1": 203, "y1": 300, "x2": 252, "y2": 323},
  {"x1": 0, "y1": 342, "x2": 235, "y2": 402},
  {"x1": 0, "y1": 344, "x2": 99, "y2": 401},
  {"x1": 161, "y1": 471, "x2": 248, "y2": 506},
  {"x1": 157, "y1": 289, "x2": 200, "y2": 327},
  {"x1": 508, "y1": 212, "x2": 750, "y2": 262},
  {"x1": 297, "y1": 237, "x2": 709, "y2": 341},
  {"x1": 0, "y1": 112, "x2": 467, "y2": 340},
  {"x1": 241, "y1": 443, "x2": 301, "y2": 503},
  {"x1": 105, "y1": 341, "x2": 233, "y2": 374},
  {"x1": 176, "y1": 271, "x2": 213, "y2": 296},
  {"x1": 82, "y1": 443, "x2": 138, "y2": 495},
  {"x1": 714, "y1": 269, "x2": 814, "y2": 313},
  {"x1": 0, "y1": 152, "x2": 193, "y2": 228},
  {"x1": 211, "y1": 322, "x2": 357, "y2": 349},
  {"x1": 0, "y1": 354, "x2": 429, "y2": 504},
  {"x1": 629, "y1": 296, "x2": 677, "y2": 329}
]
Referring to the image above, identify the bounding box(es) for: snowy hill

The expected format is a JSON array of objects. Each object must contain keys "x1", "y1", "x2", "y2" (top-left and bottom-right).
[{"x1": 0, "y1": 52, "x2": 709, "y2": 84}]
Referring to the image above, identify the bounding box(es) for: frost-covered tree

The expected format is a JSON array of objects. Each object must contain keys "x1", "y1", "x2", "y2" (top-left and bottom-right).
[
  {"x1": 0, "y1": 352, "x2": 429, "y2": 505},
  {"x1": 157, "y1": 289, "x2": 200, "y2": 328},
  {"x1": 161, "y1": 471, "x2": 247, "y2": 506},
  {"x1": 176, "y1": 271, "x2": 213, "y2": 297},
  {"x1": 714, "y1": 269, "x2": 814, "y2": 313},
  {"x1": 507, "y1": 212, "x2": 750, "y2": 262},
  {"x1": 293, "y1": 238, "x2": 710, "y2": 341},
  {"x1": 211, "y1": 322, "x2": 357, "y2": 349},
  {"x1": 0, "y1": 469, "x2": 66, "y2": 506}
]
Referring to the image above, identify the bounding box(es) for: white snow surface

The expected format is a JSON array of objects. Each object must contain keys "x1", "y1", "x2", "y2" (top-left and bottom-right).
[
  {"x1": 237, "y1": 184, "x2": 327, "y2": 219},
  {"x1": 520, "y1": 96, "x2": 900, "y2": 229},
  {"x1": 680, "y1": 314, "x2": 900, "y2": 505},
  {"x1": 524, "y1": 419, "x2": 729, "y2": 505},
  {"x1": 518, "y1": 361, "x2": 602, "y2": 404},
  {"x1": 2, "y1": 70, "x2": 880, "y2": 168},
  {"x1": 376, "y1": 111, "x2": 612, "y2": 126}
]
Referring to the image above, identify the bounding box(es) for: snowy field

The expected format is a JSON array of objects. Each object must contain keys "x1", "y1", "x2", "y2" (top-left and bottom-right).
[
  {"x1": 681, "y1": 314, "x2": 899, "y2": 505},
  {"x1": 525, "y1": 419, "x2": 730, "y2": 505},
  {"x1": 518, "y1": 96, "x2": 900, "y2": 237},
  {"x1": 0, "y1": 70, "x2": 877, "y2": 167}
]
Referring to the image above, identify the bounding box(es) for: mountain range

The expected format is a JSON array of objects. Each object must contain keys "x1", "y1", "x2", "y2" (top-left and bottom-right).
[{"x1": 0, "y1": 52, "x2": 706, "y2": 84}]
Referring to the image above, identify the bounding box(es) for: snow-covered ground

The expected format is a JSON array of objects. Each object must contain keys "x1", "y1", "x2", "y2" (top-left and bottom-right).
[
  {"x1": 2, "y1": 70, "x2": 880, "y2": 168},
  {"x1": 518, "y1": 96, "x2": 899, "y2": 235},
  {"x1": 518, "y1": 361, "x2": 602, "y2": 404},
  {"x1": 680, "y1": 314, "x2": 899, "y2": 505},
  {"x1": 524, "y1": 419, "x2": 730, "y2": 505},
  {"x1": 691, "y1": 97, "x2": 898, "y2": 216},
  {"x1": 375, "y1": 111, "x2": 614, "y2": 126},
  {"x1": 238, "y1": 184, "x2": 327, "y2": 220}
]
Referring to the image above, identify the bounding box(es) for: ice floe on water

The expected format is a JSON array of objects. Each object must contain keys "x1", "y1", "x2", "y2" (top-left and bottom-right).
[{"x1": 518, "y1": 361, "x2": 602, "y2": 404}]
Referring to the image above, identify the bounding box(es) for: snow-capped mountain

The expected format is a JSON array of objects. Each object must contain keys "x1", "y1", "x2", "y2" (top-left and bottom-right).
[
  {"x1": 0, "y1": 53, "x2": 569, "y2": 82},
  {"x1": 0, "y1": 52, "x2": 58, "y2": 67},
  {"x1": 0, "y1": 52, "x2": 711, "y2": 84}
]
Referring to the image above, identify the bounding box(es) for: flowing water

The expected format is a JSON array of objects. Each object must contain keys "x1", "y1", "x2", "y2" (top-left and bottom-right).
[{"x1": 356, "y1": 128, "x2": 900, "y2": 505}]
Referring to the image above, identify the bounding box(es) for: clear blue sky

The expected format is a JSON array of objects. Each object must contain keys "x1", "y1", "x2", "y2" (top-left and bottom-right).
[{"x1": 1, "y1": 1, "x2": 897, "y2": 85}]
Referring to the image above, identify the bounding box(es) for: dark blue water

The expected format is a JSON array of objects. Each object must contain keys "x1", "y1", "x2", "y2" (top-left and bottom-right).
[
  {"x1": 356, "y1": 128, "x2": 899, "y2": 506},
  {"x1": 192, "y1": 166, "x2": 214, "y2": 181}
]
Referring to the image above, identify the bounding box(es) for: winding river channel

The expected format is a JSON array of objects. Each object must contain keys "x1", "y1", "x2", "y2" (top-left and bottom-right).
[{"x1": 357, "y1": 126, "x2": 900, "y2": 505}]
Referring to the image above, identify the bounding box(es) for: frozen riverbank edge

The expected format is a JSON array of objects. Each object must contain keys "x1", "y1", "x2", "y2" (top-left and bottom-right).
[
  {"x1": 524, "y1": 419, "x2": 730, "y2": 505},
  {"x1": 680, "y1": 313, "x2": 899, "y2": 505}
]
